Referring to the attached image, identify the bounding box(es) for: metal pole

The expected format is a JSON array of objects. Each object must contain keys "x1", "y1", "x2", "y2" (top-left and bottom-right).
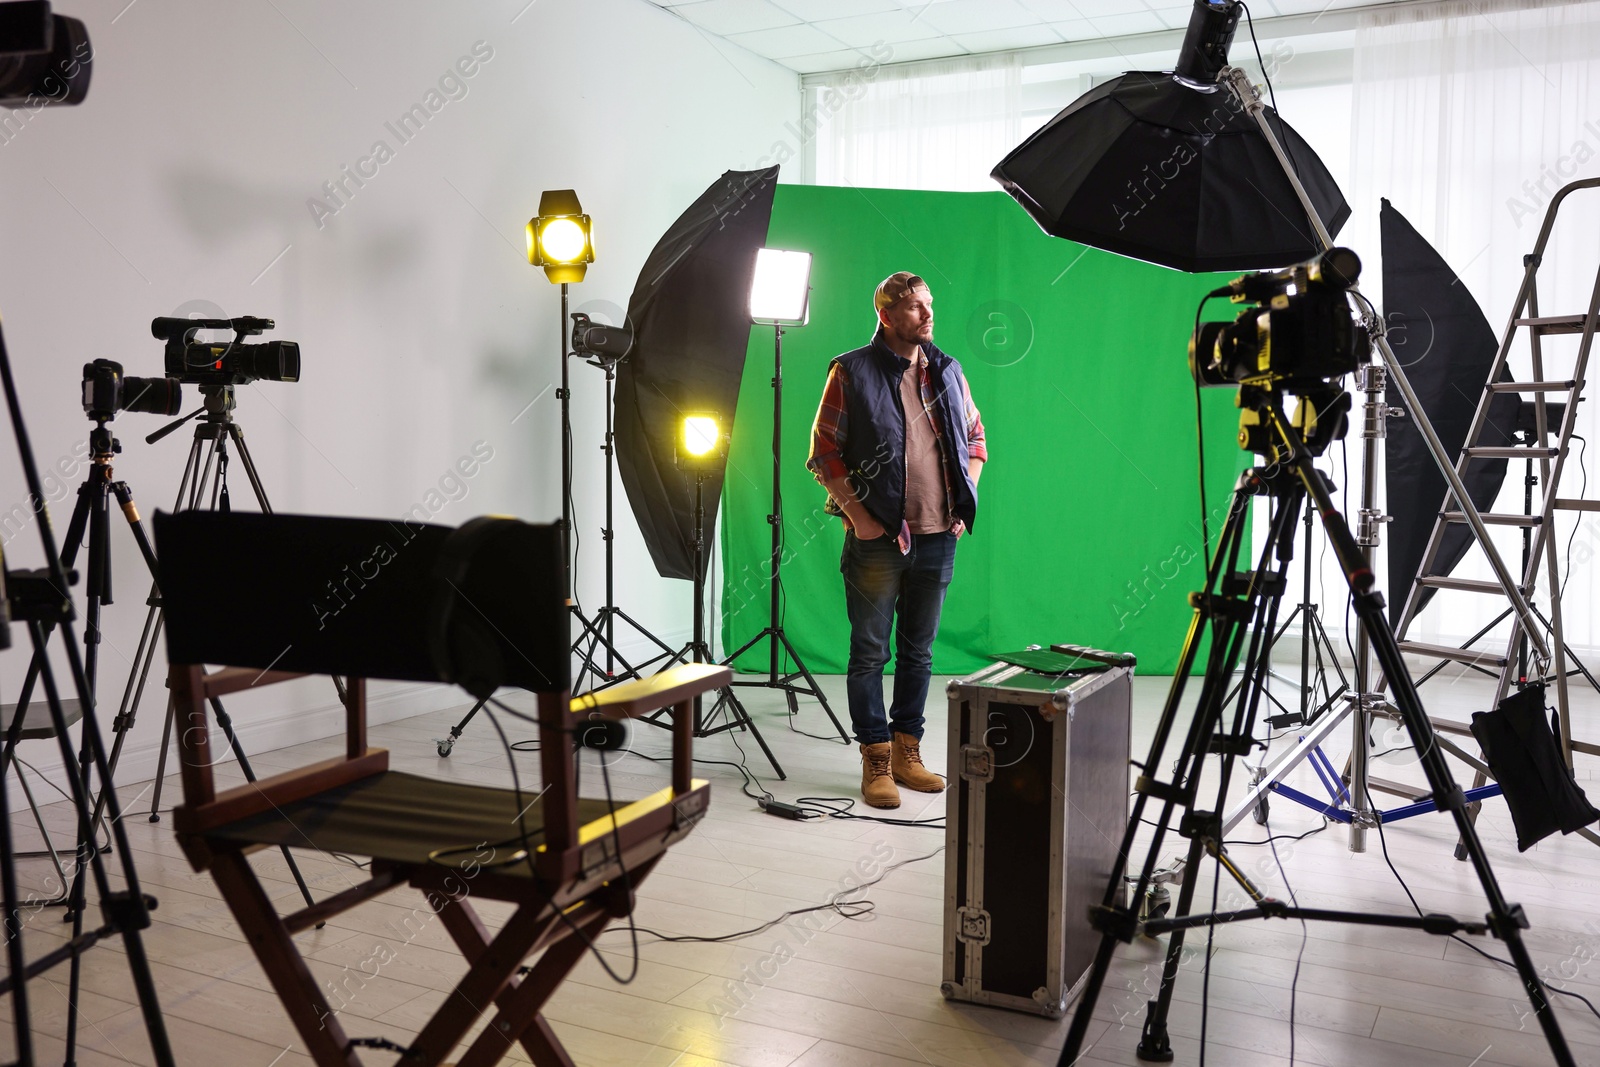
[
  {"x1": 560, "y1": 282, "x2": 573, "y2": 602},
  {"x1": 768, "y1": 324, "x2": 783, "y2": 682},
  {"x1": 1220, "y1": 65, "x2": 1549, "y2": 661}
]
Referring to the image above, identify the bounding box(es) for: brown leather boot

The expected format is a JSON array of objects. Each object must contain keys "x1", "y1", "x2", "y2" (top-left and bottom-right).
[
  {"x1": 860, "y1": 742, "x2": 901, "y2": 809},
  {"x1": 891, "y1": 732, "x2": 945, "y2": 793}
]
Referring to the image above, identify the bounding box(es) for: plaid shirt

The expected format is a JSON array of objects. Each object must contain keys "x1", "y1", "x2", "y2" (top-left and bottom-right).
[{"x1": 807, "y1": 343, "x2": 987, "y2": 553}]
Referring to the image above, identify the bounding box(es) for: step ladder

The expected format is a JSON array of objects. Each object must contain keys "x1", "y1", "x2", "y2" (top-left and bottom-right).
[{"x1": 1377, "y1": 177, "x2": 1600, "y2": 837}]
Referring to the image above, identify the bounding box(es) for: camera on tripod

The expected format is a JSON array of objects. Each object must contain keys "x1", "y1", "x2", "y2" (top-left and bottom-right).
[
  {"x1": 81, "y1": 358, "x2": 181, "y2": 420},
  {"x1": 150, "y1": 315, "x2": 300, "y2": 387},
  {"x1": 1190, "y1": 247, "x2": 1370, "y2": 393}
]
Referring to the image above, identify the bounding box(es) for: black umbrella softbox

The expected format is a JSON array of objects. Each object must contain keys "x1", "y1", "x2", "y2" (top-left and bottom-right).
[
  {"x1": 992, "y1": 72, "x2": 1348, "y2": 272},
  {"x1": 615, "y1": 167, "x2": 778, "y2": 580},
  {"x1": 1380, "y1": 199, "x2": 1518, "y2": 623}
]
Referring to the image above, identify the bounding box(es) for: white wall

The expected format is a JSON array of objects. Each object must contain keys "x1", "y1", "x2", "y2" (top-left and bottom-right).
[{"x1": 0, "y1": 0, "x2": 798, "y2": 789}]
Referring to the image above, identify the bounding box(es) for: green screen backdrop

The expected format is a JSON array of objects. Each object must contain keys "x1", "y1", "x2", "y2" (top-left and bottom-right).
[{"x1": 719, "y1": 184, "x2": 1247, "y2": 677}]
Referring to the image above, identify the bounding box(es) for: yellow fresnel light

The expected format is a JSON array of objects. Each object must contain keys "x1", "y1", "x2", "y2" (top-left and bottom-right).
[{"x1": 526, "y1": 189, "x2": 593, "y2": 284}]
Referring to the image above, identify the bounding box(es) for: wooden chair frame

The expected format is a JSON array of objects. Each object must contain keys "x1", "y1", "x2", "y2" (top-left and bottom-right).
[{"x1": 169, "y1": 662, "x2": 731, "y2": 1067}]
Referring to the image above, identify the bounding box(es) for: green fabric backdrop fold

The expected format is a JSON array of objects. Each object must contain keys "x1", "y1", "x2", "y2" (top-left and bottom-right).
[{"x1": 719, "y1": 184, "x2": 1248, "y2": 677}]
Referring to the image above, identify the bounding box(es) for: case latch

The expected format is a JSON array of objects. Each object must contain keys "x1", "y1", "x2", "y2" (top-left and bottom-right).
[
  {"x1": 960, "y1": 744, "x2": 994, "y2": 782},
  {"x1": 956, "y1": 906, "x2": 991, "y2": 945}
]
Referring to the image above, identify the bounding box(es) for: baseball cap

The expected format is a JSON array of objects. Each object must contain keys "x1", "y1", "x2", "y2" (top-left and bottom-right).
[{"x1": 873, "y1": 271, "x2": 930, "y2": 313}]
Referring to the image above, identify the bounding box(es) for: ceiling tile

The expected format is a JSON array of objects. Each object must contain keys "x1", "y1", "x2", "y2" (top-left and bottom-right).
[
  {"x1": 727, "y1": 22, "x2": 852, "y2": 58},
  {"x1": 812, "y1": 9, "x2": 946, "y2": 47},
  {"x1": 867, "y1": 37, "x2": 972, "y2": 63},
  {"x1": 771, "y1": 0, "x2": 903, "y2": 19},
  {"x1": 1074, "y1": 9, "x2": 1167, "y2": 35},
  {"x1": 1045, "y1": 17, "x2": 1096, "y2": 41},
  {"x1": 1021, "y1": 0, "x2": 1156, "y2": 19},
  {"x1": 918, "y1": 0, "x2": 1042, "y2": 35},
  {"x1": 783, "y1": 47, "x2": 876, "y2": 73},
  {"x1": 953, "y1": 25, "x2": 1065, "y2": 53},
  {"x1": 1151, "y1": 5, "x2": 1197, "y2": 29},
  {"x1": 667, "y1": 0, "x2": 801, "y2": 37}
]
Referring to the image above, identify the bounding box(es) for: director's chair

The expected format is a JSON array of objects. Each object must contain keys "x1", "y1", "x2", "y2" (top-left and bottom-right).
[{"x1": 154, "y1": 510, "x2": 728, "y2": 1067}]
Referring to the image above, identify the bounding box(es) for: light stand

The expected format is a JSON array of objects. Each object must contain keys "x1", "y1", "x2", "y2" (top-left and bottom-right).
[
  {"x1": 569, "y1": 343, "x2": 681, "y2": 695},
  {"x1": 642, "y1": 417, "x2": 786, "y2": 779},
  {"x1": 435, "y1": 192, "x2": 605, "y2": 757},
  {"x1": 721, "y1": 249, "x2": 849, "y2": 742}
]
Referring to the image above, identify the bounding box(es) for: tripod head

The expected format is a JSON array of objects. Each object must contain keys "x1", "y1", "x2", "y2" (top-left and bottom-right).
[
  {"x1": 144, "y1": 383, "x2": 238, "y2": 445},
  {"x1": 1237, "y1": 381, "x2": 1351, "y2": 462}
]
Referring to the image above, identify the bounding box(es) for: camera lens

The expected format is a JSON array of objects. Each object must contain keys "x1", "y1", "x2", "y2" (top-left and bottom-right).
[{"x1": 119, "y1": 375, "x2": 182, "y2": 415}]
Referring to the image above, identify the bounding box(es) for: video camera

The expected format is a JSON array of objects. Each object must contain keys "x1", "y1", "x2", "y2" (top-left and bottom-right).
[
  {"x1": 81, "y1": 358, "x2": 181, "y2": 420},
  {"x1": 151, "y1": 316, "x2": 300, "y2": 387},
  {"x1": 0, "y1": 1, "x2": 91, "y2": 108},
  {"x1": 1190, "y1": 247, "x2": 1370, "y2": 393}
]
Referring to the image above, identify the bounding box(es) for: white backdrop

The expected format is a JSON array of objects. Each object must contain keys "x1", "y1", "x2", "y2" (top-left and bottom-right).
[{"x1": 0, "y1": 0, "x2": 798, "y2": 787}]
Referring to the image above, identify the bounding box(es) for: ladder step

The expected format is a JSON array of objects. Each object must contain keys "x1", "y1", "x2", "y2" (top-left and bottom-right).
[
  {"x1": 1398, "y1": 641, "x2": 1508, "y2": 668},
  {"x1": 1464, "y1": 446, "x2": 1559, "y2": 459},
  {"x1": 1555, "y1": 498, "x2": 1600, "y2": 513},
  {"x1": 1441, "y1": 511, "x2": 1541, "y2": 526},
  {"x1": 1515, "y1": 314, "x2": 1594, "y2": 334},
  {"x1": 1416, "y1": 576, "x2": 1510, "y2": 594},
  {"x1": 1488, "y1": 380, "x2": 1577, "y2": 392}
]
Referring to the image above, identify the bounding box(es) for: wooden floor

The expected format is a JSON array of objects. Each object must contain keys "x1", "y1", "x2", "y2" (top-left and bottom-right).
[{"x1": 6, "y1": 669, "x2": 1600, "y2": 1066}]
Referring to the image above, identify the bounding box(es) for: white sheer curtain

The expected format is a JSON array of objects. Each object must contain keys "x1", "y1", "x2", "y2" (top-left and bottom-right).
[
  {"x1": 811, "y1": 54, "x2": 1023, "y2": 192},
  {"x1": 1347, "y1": 0, "x2": 1600, "y2": 650}
]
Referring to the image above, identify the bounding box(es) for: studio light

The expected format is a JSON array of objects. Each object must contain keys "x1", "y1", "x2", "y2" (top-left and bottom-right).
[
  {"x1": 749, "y1": 248, "x2": 812, "y2": 326},
  {"x1": 721, "y1": 244, "x2": 848, "y2": 741},
  {"x1": 991, "y1": 0, "x2": 1347, "y2": 271},
  {"x1": 526, "y1": 188, "x2": 593, "y2": 284},
  {"x1": 676, "y1": 414, "x2": 726, "y2": 470}
]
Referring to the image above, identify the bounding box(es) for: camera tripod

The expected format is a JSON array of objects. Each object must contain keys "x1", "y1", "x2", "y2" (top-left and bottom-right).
[
  {"x1": 77, "y1": 385, "x2": 323, "y2": 913},
  {"x1": 0, "y1": 323, "x2": 176, "y2": 1067},
  {"x1": 1058, "y1": 386, "x2": 1574, "y2": 1066}
]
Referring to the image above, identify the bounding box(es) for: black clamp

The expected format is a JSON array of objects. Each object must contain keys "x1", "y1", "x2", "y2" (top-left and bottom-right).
[
  {"x1": 1179, "y1": 810, "x2": 1221, "y2": 842},
  {"x1": 1086, "y1": 904, "x2": 1142, "y2": 943}
]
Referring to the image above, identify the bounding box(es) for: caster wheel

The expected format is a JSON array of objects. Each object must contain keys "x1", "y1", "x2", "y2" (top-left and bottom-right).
[
  {"x1": 1253, "y1": 796, "x2": 1270, "y2": 825},
  {"x1": 148, "y1": 812, "x2": 161, "y2": 823},
  {"x1": 436, "y1": 740, "x2": 454, "y2": 758},
  {"x1": 1146, "y1": 887, "x2": 1171, "y2": 924}
]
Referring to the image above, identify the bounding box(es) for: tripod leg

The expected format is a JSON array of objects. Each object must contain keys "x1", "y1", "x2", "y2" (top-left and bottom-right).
[
  {"x1": 437, "y1": 699, "x2": 488, "y2": 758},
  {"x1": 1271, "y1": 404, "x2": 1577, "y2": 1067},
  {"x1": 0, "y1": 725, "x2": 35, "y2": 1067},
  {"x1": 147, "y1": 692, "x2": 178, "y2": 821},
  {"x1": 1135, "y1": 471, "x2": 1304, "y2": 1062},
  {"x1": 714, "y1": 686, "x2": 786, "y2": 780},
  {"x1": 207, "y1": 697, "x2": 317, "y2": 910},
  {"x1": 32, "y1": 622, "x2": 176, "y2": 1067},
  {"x1": 1059, "y1": 472, "x2": 1264, "y2": 1066},
  {"x1": 776, "y1": 628, "x2": 849, "y2": 742}
]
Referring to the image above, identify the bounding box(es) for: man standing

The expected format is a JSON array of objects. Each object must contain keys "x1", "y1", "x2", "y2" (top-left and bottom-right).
[{"x1": 807, "y1": 272, "x2": 987, "y2": 809}]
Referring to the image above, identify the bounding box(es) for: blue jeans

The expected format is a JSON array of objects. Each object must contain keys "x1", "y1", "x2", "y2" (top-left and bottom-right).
[{"x1": 841, "y1": 530, "x2": 957, "y2": 745}]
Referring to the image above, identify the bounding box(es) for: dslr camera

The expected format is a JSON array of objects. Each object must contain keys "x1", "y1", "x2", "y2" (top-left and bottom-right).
[{"x1": 81, "y1": 358, "x2": 181, "y2": 420}]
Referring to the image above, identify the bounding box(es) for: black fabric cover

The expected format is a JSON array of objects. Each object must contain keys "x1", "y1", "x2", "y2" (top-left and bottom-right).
[
  {"x1": 1380, "y1": 199, "x2": 1518, "y2": 623},
  {"x1": 991, "y1": 72, "x2": 1348, "y2": 272},
  {"x1": 206, "y1": 770, "x2": 617, "y2": 869},
  {"x1": 154, "y1": 510, "x2": 568, "y2": 694},
  {"x1": 1470, "y1": 684, "x2": 1599, "y2": 852},
  {"x1": 615, "y1": 167, "x2": 779, "y2": 580}
]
